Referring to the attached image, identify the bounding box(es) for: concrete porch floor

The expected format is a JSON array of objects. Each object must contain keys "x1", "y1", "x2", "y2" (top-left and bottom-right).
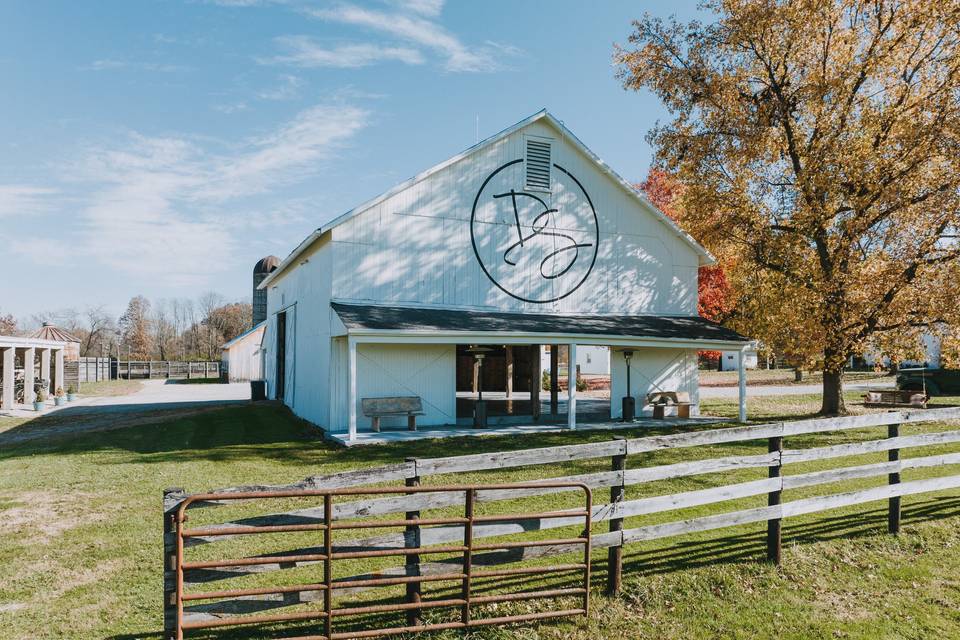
[{"x1": 327, "y1": 415, "x2": 724, "y2": 447}]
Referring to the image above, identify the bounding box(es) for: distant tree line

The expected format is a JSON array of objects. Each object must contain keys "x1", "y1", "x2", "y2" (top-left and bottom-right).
[{"x1": 1, "y1": 293, "x2": 252, "y2": 361}]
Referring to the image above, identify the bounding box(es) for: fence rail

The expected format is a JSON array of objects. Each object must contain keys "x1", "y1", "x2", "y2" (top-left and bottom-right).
[
  {"x1": 119, "y1": 360, "x2": 220, "y2": 380},
  {"x1": 164, "y1": 406, "x2": 960, "y2": 638},
  {"x1": 75, "y1": 358, "x2": 221, "y2": 382}
]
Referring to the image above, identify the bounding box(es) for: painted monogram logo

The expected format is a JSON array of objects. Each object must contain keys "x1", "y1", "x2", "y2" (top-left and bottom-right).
[{"x1": 470, "y1": 159, "x2": 599, "y2": 303}]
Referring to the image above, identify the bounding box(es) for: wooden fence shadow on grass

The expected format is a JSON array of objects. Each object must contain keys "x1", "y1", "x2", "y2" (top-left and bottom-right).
[{"x1": 620, "y1": 494, "x2": 960, "y2": 578}]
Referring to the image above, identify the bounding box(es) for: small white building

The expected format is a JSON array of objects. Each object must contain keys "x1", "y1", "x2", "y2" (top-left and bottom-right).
[
  {"x1": 259, "y1": 111, "x2": 751, "y2": 443},
  {"x1": 719, "y1": 349, "x2": 758, "y2": 371},
  {"x1": 540, "y1": 345, "x2": 610, "y2": 377},
  {"x1": 220, "y1": 322, "x2": 266, "y2": 382}
]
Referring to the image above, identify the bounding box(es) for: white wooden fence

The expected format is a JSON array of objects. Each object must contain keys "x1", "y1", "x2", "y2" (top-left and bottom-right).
[{"x1": 163, "y1": 407, "x2": 960, "y2": 637}]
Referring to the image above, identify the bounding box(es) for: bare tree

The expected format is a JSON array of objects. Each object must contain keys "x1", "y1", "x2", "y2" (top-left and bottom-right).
[{"x1": 80, "y1": 306, "x2": 113, "y2": 357}]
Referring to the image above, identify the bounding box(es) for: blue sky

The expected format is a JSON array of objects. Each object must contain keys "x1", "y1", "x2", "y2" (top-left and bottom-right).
[{"x1": 0, "y1": 0, "x2": 705, "y2": 319}]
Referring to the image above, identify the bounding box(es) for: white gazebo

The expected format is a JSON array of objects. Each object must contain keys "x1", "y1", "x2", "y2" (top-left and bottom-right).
[{"x1": 0, "y1": 335, "x2": 69, "y2": 410}]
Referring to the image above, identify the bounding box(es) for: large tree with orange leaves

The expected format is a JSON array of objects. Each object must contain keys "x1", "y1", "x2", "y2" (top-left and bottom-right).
[{"x1": 618, "y1": 0, "x2": 960, "y2": 415}]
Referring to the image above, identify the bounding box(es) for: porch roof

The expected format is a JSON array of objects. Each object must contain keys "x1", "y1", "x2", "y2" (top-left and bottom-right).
[{"x1": 331, "y1": 302, "x2": 750, "y2": 346}]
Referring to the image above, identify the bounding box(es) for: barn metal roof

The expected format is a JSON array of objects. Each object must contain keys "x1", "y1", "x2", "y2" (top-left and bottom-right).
[{"x1": 331, "y1": 303, "x2": 750, "y2": 345}]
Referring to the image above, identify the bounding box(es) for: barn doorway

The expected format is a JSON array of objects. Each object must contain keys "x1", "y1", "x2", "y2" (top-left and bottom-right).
[
  {"x1": 455, "y1": 344, "x2": 534, "y2": 420},
  {"x1": 275, "y1": 311, "x2": 286, "y2": 400}
]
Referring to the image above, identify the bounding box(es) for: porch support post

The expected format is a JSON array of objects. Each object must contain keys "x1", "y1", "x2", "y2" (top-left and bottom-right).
[
  {"x1": 567, "y1": 342, "x2": 577, "y2": 429},
  {"x1": 738, "y1": 346, "x2": 748, "y2": 423},
  {"x1": 1, "y1": 347, "x2": 13, "y2": 409},
  {"x1": 23, "y1": 348, "x2": 35, "y2": 405},
  {"x1": 54, "y1": 349, "x2": 64, "y2": 393},
  {"x1": 550, "y1": 346, "x2": 559, "y2": 415},
  {"x1": 348, "y1": 337, "x2": 358, "y2": 442},
  {"x1": 505, "y1": 346, "x2": 513, "y2": 399},
  {"x1": 530, "y1": 344, "x2": 541, "y2": 421},
  {"x1": 40, "y1": 348, "x2": 51, "y2": 393}
]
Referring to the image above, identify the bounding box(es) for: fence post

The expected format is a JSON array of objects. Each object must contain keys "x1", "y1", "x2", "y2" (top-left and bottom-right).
[
  {"x1": 767, "y1": 435, "x2": 783, "y2": 564},
  {"x1": 404, "y1": 458, "x2": 421, "y2": 626},
  {"x1": 888, "y1": 422, "x2": 901, "y2": 534},
  {"x1": 163, "y1": 488, "x2": 185, "y2": 640},
  {"x1": 607, "y1": 437, "x2": 626, "y2": 595}
]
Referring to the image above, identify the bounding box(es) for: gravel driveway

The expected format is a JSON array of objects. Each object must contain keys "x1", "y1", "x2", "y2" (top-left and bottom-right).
[{"x1": 0, "y1": 380, "x2": 251, "y2": 446}]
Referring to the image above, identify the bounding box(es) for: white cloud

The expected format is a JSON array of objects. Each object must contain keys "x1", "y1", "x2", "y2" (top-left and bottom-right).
[
  {"x1": 307, "y1": 3, "x2": 506, "y2": 72},
  {"x1": 9, "y1": 237, "x2": 72, "y2": 267},
  {"x1": 0, "y1": 185, "x2": 57, "y2": 218},
  {"x1": 213, "y1": 102, "x2": 250, "y2": 114},
  {"x1": 80, "y1": 59, "x2": 188, "y2": 73},
  {"x1": 262, "y1": 36, "x2": 424, "y2": 68},
  {"x1": 257, "y1": 74, "x2": 303, "y2": 100},
  {"x1": 70, "y1": 103, "x2": 369, "y2": 285},
  {"x1": 390, "y1": 0, "x2": 445, "y2": 17}
]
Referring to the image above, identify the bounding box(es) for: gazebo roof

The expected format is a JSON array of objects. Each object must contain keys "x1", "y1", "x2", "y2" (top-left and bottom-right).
[{"x1": 28, "y1": 323, "x2": 80, "y2": 344}]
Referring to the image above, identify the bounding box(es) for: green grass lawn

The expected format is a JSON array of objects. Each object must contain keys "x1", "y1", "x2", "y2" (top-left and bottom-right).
[
  {"x1": 75, "y1": 378, "x2": 144, "y2": 397},
  {"x1": 1, "y1": 394, "x2": 959, "y2": 639},
  {"x1": 700, "y1": 369, "x2": 889, "y2": 387}
]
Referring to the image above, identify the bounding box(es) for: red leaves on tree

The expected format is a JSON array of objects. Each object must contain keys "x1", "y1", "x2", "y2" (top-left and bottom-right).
[{"x1": 638, "y1": 169, "x2": 731, "y2": 321}]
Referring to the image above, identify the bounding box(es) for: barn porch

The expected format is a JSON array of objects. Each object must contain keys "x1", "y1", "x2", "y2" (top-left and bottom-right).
[
  {"x1": 326, "y1": 413, "x2": 722, "y2": 447},
  {"x1": 331, "y1": 303, "x2": 753, "y2": 444}
]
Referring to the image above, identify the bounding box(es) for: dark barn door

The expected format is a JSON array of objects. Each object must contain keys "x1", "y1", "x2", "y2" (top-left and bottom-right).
[{"x1": 275, "y1": 311, "x2": 286, "y2": 400}]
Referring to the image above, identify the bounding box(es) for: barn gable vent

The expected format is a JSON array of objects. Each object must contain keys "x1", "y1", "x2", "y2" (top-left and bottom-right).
[{"x1": 525, "y1": 138, "x2": 552, "y2": 191}]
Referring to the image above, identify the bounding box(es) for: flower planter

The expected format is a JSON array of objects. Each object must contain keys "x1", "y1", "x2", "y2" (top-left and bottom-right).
[
  {"x1": 54, "y1": 396, "x2": 66, "y2": 406},
  {"x1": 67, "y1": 393, "x2": 77, "y2": 402},
  {"x1": 33, "y1": 401, "x2": 44, "y2": 411}
]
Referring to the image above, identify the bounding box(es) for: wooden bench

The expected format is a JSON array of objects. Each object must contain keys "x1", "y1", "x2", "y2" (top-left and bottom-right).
[
  {"x1": 361, "y1": 396, "x2": 424, "y2": 432},
  {"x1": 647, "y1": 391, "x2": 694, "y2": 419},
  {"x1": 862, "y1": 389, "x2": 927, "y2": 409}
]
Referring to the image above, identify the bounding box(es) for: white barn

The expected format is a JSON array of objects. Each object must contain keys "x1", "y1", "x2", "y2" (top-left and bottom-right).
[
  {"x1": 259, "y1": 111, "x2": 751, "y2": 443},
  {"x1": 220, "y1": 321, "x2": 266, "y2": 382}
]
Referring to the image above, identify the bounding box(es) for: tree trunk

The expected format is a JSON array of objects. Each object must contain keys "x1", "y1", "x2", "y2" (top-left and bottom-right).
[
  {"x1": 820, "y1": 368, "x2": 846, "y2": 416},
  {"x1": 794, "y1": 367, "x2": 803, "y2": 382}
]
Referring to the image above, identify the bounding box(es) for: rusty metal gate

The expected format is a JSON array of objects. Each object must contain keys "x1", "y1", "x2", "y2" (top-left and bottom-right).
[{"x1": 169, "y1": 482, "x2": 592, "y2": 639}]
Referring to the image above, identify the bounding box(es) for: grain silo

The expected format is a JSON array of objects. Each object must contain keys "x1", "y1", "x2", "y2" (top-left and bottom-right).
[{"x1": 252, "y1": 256, "x2": 279, "y2": 327}]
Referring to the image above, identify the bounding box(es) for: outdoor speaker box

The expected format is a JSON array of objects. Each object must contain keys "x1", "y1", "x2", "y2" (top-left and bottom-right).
[{"x1": 622, "y1": 396, "x2": 636, "y2": 422}]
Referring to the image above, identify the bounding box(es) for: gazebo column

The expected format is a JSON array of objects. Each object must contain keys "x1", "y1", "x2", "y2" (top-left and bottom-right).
[
  {"x1": 54, "y1": 349, "x2": 65, "y2": 393},
  {"x1": 738, "y1": 346, "x2": 748, "y2": 423},
  {"x1": 40, "y1": 348, "x2": 51, "y2": 393},
  {"x1": 1, "y1": 348, "x2": 13, "y2": 409},
  {"x1": 347, "y1": 337, "x2": 358, "y2": 442},
  {"x1": 23, "y1": 347, "x2": 35, "y2": 405},
  {"x1": 567, "y1": 343, "x2": 577, "y2": 429}
]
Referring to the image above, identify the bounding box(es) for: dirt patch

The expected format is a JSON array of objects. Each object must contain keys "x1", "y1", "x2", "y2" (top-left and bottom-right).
[{"x1": 0, "y1": 491, "x2": 108, "y2": 543}]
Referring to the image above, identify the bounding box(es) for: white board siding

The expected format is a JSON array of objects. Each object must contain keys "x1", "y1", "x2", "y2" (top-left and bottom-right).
[
  {"x1": 221, "y1": 325, "x2": 265, "y2": 382},
  {"x1": 609, "y1": 348, "x2": 699, "y2": 419},
  {"x1": 263, "y1": 236, "x2": 336, "y2": 429},
  {"x1": 329, "y1": 119, "x2": 699, "y2": 316},
  {"x1": 353, "y1": 343, "x2": 456, "y2": 431}
]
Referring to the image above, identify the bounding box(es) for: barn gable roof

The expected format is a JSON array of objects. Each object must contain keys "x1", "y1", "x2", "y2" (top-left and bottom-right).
[{"x1": 259, "y1": 110, "x2": 713, "y2": 290}]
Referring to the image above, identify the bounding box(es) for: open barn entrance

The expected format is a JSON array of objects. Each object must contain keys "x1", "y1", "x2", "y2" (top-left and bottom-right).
[{"x1": 454, "y1": 344, "x2": 610, "y2": 424}]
